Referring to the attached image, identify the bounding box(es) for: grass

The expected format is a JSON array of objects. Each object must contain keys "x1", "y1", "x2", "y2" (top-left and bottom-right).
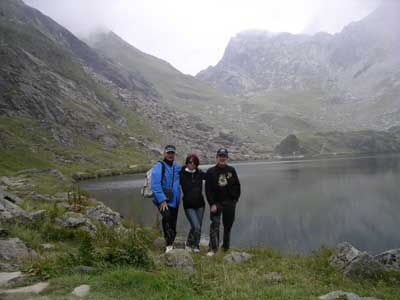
[
  {"x1": 0, "y1": 115, "x2": 155, "y2": 180},
  {"x1": 4, "y1": 247, "x2": 399, "y2": 300}
]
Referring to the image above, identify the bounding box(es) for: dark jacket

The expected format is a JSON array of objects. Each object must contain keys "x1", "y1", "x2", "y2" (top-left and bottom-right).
[
  {"x1": 205, "y1": 165, "x2": 241, "y2": 206},
  {"x1": 180, "y1": 168, "x2": 205, "y2": 209}
]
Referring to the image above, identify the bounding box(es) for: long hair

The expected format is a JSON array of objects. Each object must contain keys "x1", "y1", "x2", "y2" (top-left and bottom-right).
[{"x1": 185, "y1": 153, "x2": 200, "y2": 167}]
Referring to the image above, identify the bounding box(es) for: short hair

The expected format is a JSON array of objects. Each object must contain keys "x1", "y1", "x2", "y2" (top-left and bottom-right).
[{"x1": 185, "y1": 154, "x2": 200, "y2": 166}]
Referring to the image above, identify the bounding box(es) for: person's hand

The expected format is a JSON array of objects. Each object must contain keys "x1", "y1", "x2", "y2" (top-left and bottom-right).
[
  {"x1": 159, "y1": 201, "x2": 168, "y2": 212},
  {"x1": 211, "y1": 204, "x2": 217, "y2": 214}
]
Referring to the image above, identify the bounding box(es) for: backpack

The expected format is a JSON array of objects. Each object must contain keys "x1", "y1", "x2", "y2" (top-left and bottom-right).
[{"x1": 141, "y1": 161, "x2": 166, "y2": 198}]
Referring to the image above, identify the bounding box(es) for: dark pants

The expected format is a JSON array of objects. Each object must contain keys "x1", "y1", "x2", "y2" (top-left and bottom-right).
[
  {"x1": 184, "y1": 207, "x2": 205, "y2": 249},
  {"x1": 160, "y1": 206, "x2": 178, "y2": 246},
  {"x1": 209, "y1": 204, "x2": 236, "y2": 251}
]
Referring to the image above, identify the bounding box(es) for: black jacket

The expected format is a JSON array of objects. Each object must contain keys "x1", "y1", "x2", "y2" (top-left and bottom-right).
[
  {"x1": 180, "y1": 168, "x2": 205, "y2": 209},
  {"x1": 205, "y1": 165, "x2": 241, "y2": 206}
]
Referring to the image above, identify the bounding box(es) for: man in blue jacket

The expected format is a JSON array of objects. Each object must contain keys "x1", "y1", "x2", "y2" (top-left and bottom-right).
[{"x1": 151, "y1": 145, "x2": 181, "y2": 253}]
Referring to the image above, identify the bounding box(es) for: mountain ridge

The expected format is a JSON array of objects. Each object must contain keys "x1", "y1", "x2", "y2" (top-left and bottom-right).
[{"x1": 196, "y1": 1, "x2": 400, "y2": 131}]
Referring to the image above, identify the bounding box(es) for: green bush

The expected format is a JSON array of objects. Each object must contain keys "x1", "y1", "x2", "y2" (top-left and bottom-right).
[{"x1": 92, "y1": 225, "x2": 152, "y2": 268}]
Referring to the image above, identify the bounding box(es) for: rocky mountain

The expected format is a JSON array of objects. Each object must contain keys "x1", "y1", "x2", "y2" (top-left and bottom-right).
[
  {"x1": 197, "y1": 1, "x2": 400, "y2": 131},
  {"x1": 0, "y1": 0, "x2": 165, "y2": 174},
  {"x1": 0, "y1": 0, "x2": 270, "y2": 176},
  {"x1": 85, "y1": 30, "x2": 274, "y2": 160},
  {"x1": 1, "y1": 0, "x2": 399, "y2": 176}
]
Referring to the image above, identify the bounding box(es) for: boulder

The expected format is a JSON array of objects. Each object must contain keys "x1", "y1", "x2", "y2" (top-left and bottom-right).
[
  {"x1": 41, "y1": 244, "x2": 55, "y2": 251},
  {"x1": 374, "y1": 249, "x2": 400, "y2": 270},
  {"x1": 155, "y1": 249, "x2": 194, "y2": 273},
  {"x1": 0, "y1": 228, "x2": 10, "y2": 238},
  {"x1": 57, "y1": 212, "x2": 97, "y2": 236},
  {"x1": 72, "y1": 284, "x2": 90, "y2": 298},
  {"x1": 58, "y1": 212, "x2": 87, "y2": 227},
  {"x1": 153, "y1": 237, "x2": 165, "y2": 249},
  {"x1": 0, "y1": 190, "x2": 22, "y2": 205},
  {"x1": 30, "y1": 210, "x2": 46, "y2": 221},
  {"x1": 86, "y1": 204, "x2": 121, "y2": 228},
  {"x1": 224, "y1": 252, "x2": 253, "y2": 263},
  {"x1": 0, "y1": 192, "x2": 31, "y2": 224},
  {"x1": 0, "y1": 281, "x2": 49, "y2": 295},
  {"x1": 0, "y1": 263, "x2": 19, "y2": 272},
  {"x1": 0, "y1": 238, "x2": 37, "y2": 261},
  {"x1": 329, "y1": 243, "x2": 385, "y2": 278},
  {"x1": 319, "y1": 291, "x2": 381, "y2": 300},
  {"x1": 0, "y1": 272, "x2": 23, "y2": 287},
  {"x1": 264, "y1": 272, "x2": 283, "y2": 282}
]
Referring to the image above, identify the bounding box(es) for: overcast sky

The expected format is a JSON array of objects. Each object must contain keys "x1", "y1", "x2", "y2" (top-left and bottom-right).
[{"x1": 24, "y1": 0, "x2": 381, "y2": 75}]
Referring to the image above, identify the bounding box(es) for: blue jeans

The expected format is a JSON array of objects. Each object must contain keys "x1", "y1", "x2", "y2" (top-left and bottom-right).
[{"x1": 184, "y1": 207, "x2": 205, "y2": 249}]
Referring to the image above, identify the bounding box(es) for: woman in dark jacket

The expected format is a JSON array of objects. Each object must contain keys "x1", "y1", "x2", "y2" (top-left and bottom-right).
[{"x1": 180, "y1": 154, "x2": 205, "y2": 252}]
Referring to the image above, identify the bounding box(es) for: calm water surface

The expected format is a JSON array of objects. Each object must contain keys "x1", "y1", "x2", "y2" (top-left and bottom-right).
[{"x1": 81, "y1": 155, "x2": 400, "y2": 254}]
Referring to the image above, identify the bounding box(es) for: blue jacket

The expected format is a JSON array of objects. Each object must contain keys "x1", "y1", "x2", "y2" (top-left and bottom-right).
[{"x1": 151, "y1": 161, "x2": 181, "y2": 208}]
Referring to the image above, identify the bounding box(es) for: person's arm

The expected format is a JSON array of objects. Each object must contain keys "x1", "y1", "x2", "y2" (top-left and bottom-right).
[
  {"x1": 180, "y1": 172, "x2": 189, "y2": 195},
  {"x1": 151, "y1": 162, "x2": 167, "y2": 204},
  {"x1": 205, "y1": 169, "x2": 215, "y2": 206},
  {"x1": 229, "y1": 168, "x2": 241, "y2": 203}
]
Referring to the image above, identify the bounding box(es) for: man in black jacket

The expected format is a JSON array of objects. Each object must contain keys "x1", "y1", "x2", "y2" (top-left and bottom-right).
[{"x1": 205, "y1": 148, "x2": 241, "y2": 256}]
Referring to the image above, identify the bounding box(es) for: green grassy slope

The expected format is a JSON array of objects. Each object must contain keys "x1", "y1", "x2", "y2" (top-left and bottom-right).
[{"x1": 0, "y1": 2, "x2": 160, "y2": 176}]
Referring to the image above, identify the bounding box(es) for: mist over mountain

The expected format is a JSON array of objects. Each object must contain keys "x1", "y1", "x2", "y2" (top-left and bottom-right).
[{"x1": 197, "y1": 1, "x2": 400, "y2": 131}]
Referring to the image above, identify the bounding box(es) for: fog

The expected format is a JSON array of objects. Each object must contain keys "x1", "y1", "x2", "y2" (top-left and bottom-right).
[{"x1": 24, "y1": 0, "x2": 381, "y2": 75}]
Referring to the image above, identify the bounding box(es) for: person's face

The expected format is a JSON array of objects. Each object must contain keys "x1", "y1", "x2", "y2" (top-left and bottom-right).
[
  {"x1": 216, "y1": 155, "x2": 228, "y2": 166},
  {"x1": 187, "y1": 160, "x2": 196, "y2": 171},
  {"x1": 164, "y1": 151, "x2": 175, "y2": 162}
]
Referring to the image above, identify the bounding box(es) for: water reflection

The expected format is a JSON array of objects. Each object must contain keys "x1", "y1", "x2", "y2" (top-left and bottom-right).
[{"x1": 81, "y1": 155, "x2": 400, "y2": 254}]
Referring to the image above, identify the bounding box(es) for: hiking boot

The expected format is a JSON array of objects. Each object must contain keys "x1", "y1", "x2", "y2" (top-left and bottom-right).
[
  {"x1": 206, "y1": 251, "x2": 215, "y2": 257},
  {"x1": 165, "y1": 246, "x2": 174, "y2": 253}
]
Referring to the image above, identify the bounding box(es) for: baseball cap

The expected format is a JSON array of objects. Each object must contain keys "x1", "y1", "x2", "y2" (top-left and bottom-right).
[
  {"x1": 164, "y1": 145, "x2": 176, "y2": 153},
  {"x1": 216, "y1": 148, "x2": 229, "y2": 157}
]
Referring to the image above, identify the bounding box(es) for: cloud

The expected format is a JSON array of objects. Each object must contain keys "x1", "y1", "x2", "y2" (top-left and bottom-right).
[{"x1": 24, "y1": 0, "x2": 381, "y2": 75}]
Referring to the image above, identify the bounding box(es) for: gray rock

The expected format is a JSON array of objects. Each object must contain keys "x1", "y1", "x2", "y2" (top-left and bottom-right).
[
  {"x1": 0, "y1": 177, "x2": 12, "y2": 187},
  {"x1": 41, "y1": 244, "x2": 55, "y2": 251},
  {"x1": 156, "y1": 249, "x2": 194, "y2": 273},
  {"x1": 72, "y1": 284, "x2": 90, "y2": 298},
  {"x1": 70, "y1": 265, "x2": 98, "y2": 274},
  {"x1": 86, "y1": 204, "x2": 121, "y2": 228},
  {"x1": 30, "y1": 210, "x2": 46, "y2": 221},
  {"x1": 329, "y1": 242, "x2": 362, "y2": 271},
  {"x1": 57, "y1": 212, "x2": 97, "y2": 236},
  {"x1": 153, "y1": 237, "x2": 165, "y2": 249},
  {"x1": 0, "y1": 238, "x2": 37, "y2": 261},
  {"x1": 329, "y1": 243, "x2": 385, "y2": 277},
  {"x1": 319, "y1": 291, "x2": 381, "y2": 300},
  {"x1": 224, "y1": 251, "x2": 253, "y2": 263},
  {"x1": 32, "y1": 194, "x2": 54, "y2": 202},
  {"x1": 0, "y1": 228, "x2": 10, "y2": 238},
  {"x1": 0, "y1": 281, "x2": 49, "y2": 295},
  {"x1": 264, "y1": 272, "x2": 283, "y2": 282},
  {"x1": 57, "y1": 212, "x2": 87, "y2": 227},
  {"x1": 374, "y1": 249, "x2": 400, "y2": 270},
  {"x1": 345, "y1": 253, "x2": 386, "y2": 278},
  {"x1": 0, "y1": 272, "x2": 23, "y2": 287},
  {"x1": 0, "y1": 193, "x2": 31, "y2": 224},
  {"x1": 1, "y1": 190, "x2": 22, "y2": 205},
  {"x1": 0, "y1": 263, "x2": 19, "y2": 272}
]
